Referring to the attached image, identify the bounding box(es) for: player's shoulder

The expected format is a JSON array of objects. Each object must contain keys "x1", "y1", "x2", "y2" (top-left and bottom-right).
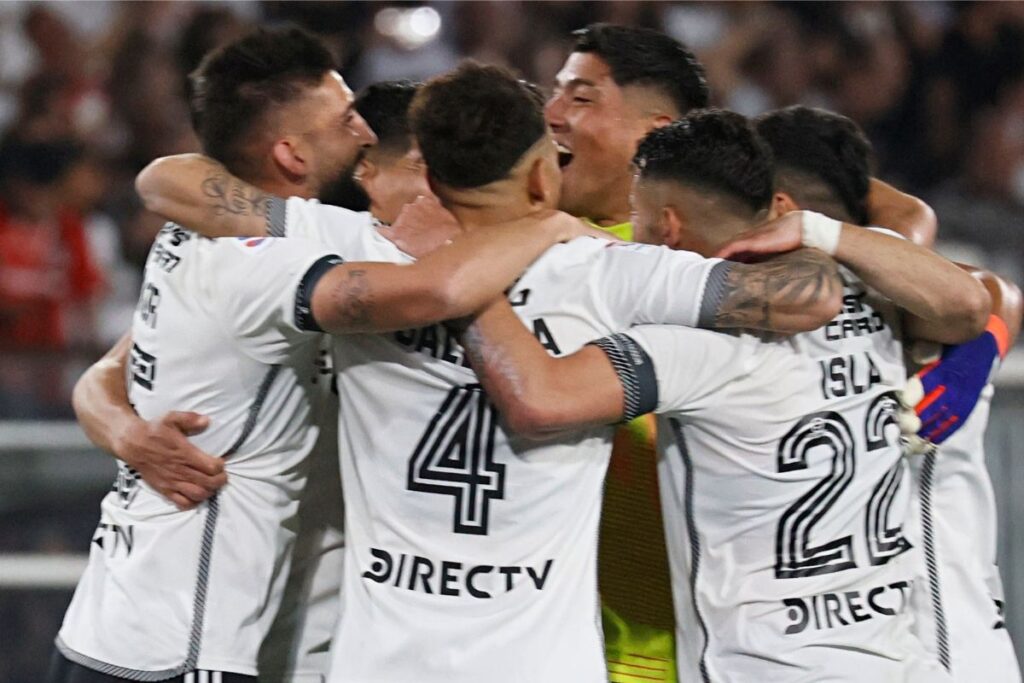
[{"x1": 285, "y1": 197, "x2": 371, "y2": 228}]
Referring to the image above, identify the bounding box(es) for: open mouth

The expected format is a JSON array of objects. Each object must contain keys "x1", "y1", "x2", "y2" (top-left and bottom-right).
[{"x1": 556, "y1": 142, "x2": 574, "y2": 168}]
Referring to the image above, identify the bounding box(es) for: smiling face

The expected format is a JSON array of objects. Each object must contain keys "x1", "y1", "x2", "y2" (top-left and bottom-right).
[
  {"x1": 545, "y1": 52, "x2": 658, "y2": 223},
  {"x1": 290, "y1": 71, "x2": 377, "y2": 199}
]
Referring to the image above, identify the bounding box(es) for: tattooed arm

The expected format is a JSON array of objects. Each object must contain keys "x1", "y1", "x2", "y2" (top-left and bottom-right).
[
  {"x1": 308, "y1": 210, "x2": 585, "y2": 334},
  {"x1": 718, "y1": 214, "x2": 990, "y2": 343},
  {"x1": 711, "y1": 249, "x2": 842, "y2": 332},
  {"x1": 136, "y1": 154, "x2": 275, "y2": 237}
]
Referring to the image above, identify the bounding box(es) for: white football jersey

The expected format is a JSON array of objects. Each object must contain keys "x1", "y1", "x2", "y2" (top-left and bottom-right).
[
  {"x1": 906, "y1": 383, "x2": 1022, "y2": 682},
  {"x1": 614, "y1": 269, "x2": 945, "y2": 682},
  {"x1": 276, "y1": 199, "x2": 727, "y2": 682},
  {"x1": 58, "y1": 226, "x2": 342, "y2": 679}
]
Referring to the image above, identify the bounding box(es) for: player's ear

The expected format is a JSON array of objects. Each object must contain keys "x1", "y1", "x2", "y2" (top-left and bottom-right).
[
  {"x1": 354, "y1": 157, "x2": 376, "y2": 189},
  {"x1": 649, "y1": 113, "x2": 674, "y2": 131},
  {"x1": 661, "y1": 205, "x2": 684, "y2": 248},
  {"x1": 772, "y1": 191, "x2": 800, "y2": 218},
  {"x1": 272, "y1": 138, "x2": 308, "y2": 180},
  {"x1": 526, "y1": 156, "x2": 554, "y2": 207}
]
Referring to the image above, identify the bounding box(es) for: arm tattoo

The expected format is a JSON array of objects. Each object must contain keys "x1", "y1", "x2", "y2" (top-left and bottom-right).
[
  {"x1": 201, "y1": 170, "x2": 272, "y2": 218},
  {"x1": 330, "y1": 269, "x2": 373, "y2": 328},
  {"x1": 713, "y1": 249, "x2": 840, "y2": 329}
]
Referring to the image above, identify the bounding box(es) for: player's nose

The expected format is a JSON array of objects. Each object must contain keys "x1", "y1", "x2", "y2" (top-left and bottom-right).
[{"x1": 544, "y1": 95, "x2": 568, "y2": 130}]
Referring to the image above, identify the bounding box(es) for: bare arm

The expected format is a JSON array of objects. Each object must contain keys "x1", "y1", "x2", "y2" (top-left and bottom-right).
[
  {"x1": 717, "y1": 212, "x2": 989, "y2": 343},
  {"x1": 866, "y1": 178, "x2": 937, "y2": 248},
  {"x1": 460, "y1": 301, "x2": 624, "y2": 438},
  {"x1": 311, "y1": 211, "x2": 585, "y2": 334},
  {"x1": 967, "y1": 265, "x2": 1022, "y2": 344},
  {"x1": 136, "y1": 154, "x2": 273, "y2": 238},
  {"x1": 72, "y1": 332, "x2": 226, "y2": 509},
  {"x1": 711, "y1": 248, "x2": 843, "y2": 332},
  {"x1": 833, "y1": 227, "x2": 990, "y2": 343}
]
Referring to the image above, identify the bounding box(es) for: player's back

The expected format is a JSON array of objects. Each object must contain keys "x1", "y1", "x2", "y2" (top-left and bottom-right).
[
  {"x1": 326, "y1": 236, "x2": 722, "y2": 682},
  {"x1": 58, "y1": 226, "x2": 332, "y2": 678},
  {"x1": 634, "y1": 268, "x2": 938, "y2": 682}
]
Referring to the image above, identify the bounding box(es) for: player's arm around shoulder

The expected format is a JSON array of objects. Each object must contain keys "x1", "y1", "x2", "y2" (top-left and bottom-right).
[
  {"x1": 459, "y1": 300, "x2": 626, "y2": 439},
  {"x1": 136, "y1": 153, "x2": 279, "y2": 239},
  {"x1": 309, "y1": 210, "x2": 586, "y2": 335},
  {"x1": 712, "y1": 247, "x2": 843, "y2": 333}
]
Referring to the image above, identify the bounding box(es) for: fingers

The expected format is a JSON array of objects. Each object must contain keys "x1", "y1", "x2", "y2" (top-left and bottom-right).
[
  {"x1": 163, "y1": 411, "x2": 210, "y2": 436},
  {"x1": 898, "y1": 376, "x2": 925, "y2": 410},
  {"x1": 167, "y1": 492, "x2": 197, "y2": 510}
]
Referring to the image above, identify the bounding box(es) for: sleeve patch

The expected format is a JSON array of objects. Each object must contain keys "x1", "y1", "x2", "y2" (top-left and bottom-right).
[
  {"x1": 295, "y1": 255, "x2": 344, "y2": 332},
  {"x1": 588, "y1": 333, "x2": 658, "y2": 421}
]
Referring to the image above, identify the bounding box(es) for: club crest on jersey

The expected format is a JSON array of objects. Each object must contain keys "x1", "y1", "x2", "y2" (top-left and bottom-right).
[{"x1": 235, "y1": 236, "x2": 273, "y2": 252}]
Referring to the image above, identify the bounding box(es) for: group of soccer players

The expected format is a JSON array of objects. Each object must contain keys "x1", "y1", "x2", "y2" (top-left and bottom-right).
[{"x1": 47, "y1": 21, "x2": 1022, "y2": 683}]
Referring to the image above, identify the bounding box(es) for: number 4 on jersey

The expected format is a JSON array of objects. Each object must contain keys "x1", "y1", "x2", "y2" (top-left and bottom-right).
[{"x1": 407, "y1": 384, "x2": 505, "y2": 535}]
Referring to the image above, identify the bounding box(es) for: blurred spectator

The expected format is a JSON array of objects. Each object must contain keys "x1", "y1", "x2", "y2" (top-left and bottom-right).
[{"x1": 0, "y1": 137, "x2": 105, "y2": 351}]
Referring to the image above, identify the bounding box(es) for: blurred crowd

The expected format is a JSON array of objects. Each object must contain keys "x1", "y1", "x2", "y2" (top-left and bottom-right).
[{"x1": 1, "y1": 0, "x2": 1023, "y2": 361}]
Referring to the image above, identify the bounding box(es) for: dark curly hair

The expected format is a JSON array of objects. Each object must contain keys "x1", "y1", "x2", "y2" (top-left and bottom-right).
[
  {"x1": 634, "y1": 109, "x2": 773, "y2": 213},
  {"x1": 188, "y1": 26, "x2": 336, "y2": 176},
  {"x1": 572, "y1": 23, "x2": 709, "y2": 115},
  {"x1": 410, "y1": 62, "x2": 546, "y2": 189},
  {"x1": 755, "y1": 105, "x2": 873, "y2": 225}
]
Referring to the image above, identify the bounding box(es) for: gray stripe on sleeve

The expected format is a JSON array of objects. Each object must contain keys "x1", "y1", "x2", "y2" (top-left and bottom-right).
[
  {"x1": 697, "y1": 261, "x2": 734, "y2": 329},
  {"x1": 588, "y1": 333, "x2": 658, "y2": 421},
  {"x1": 267, "y1": 197, "x2": 287, "y2": 237}
]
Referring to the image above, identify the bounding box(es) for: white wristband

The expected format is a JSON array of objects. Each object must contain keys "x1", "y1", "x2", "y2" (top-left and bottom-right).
[{"x1": 800, "y1": 211, "x2": 842, "y2": 255}]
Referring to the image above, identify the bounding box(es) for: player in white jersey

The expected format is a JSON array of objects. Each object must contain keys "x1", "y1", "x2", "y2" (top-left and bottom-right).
[
  {"x1": 133, "y1": 65, "x2": 857, "y2": 682},
  {"x1": 135, "y1": 68, "x2": 988, "y2": 683},
  {"x1": 753, "y1": 105, "x2": 1024, "y2": 681},
  {"x1": 54, "y1": 31, "x2": 589, "y2": 683},
  {"x1": 455, "y1": 112, "x2": 990, "y2": 682}
]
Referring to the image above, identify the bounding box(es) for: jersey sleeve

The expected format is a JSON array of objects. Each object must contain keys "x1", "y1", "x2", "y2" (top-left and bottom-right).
[
  {"x1": 590, "y1": 242, "x2": 732, "y2": 329},
  {"x1": 211, "y1": 237, "x2": 342, "y2": 364},
  {"x1": 594, "y1": 325, "x2": 752, "y2": 416},
  {"x1": 267, "y1": 196, "x2": 375, "y2": 257}
]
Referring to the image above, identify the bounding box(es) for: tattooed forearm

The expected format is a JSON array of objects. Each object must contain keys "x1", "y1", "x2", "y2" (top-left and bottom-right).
[
  {"x1": 713, "y1": 249, "x2": 841, "y2": 330},
  {"x1": 330, "y1": 269, "x2": 374, "y2": 328},
  {"x1": 201, "y1": 170, "x2": 272, "y2": 218}
]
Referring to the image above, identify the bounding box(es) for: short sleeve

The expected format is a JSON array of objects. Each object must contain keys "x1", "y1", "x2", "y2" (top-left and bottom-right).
[
  {"x1": 622, "y1": 325, "x2": 753, "y2": 415},
  {"x1": 210, "y1": 236, "x2": 342, "y2": 364},
  {"x1": 590, "y1": 242, "x2": 731, "y2": 330},
  {"x1": 277, "y1": 197, "x2": 380, "y2": 258}
]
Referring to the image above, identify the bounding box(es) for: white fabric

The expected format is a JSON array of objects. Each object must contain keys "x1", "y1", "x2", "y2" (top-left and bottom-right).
[
  {"x1": 629, "y1": 267, "x2": 949, "y2": 682},
  {"x1": 906, "y1": 384, "x2": 1022, "y2": 682},
  {"x1": 59, "y1": 228, "x2": 340, "y2": 677},
  {"x1": 280, "y1": 199, "x2": 724, "y2": 682},
  {"x1": 801, "y1": 210, "x2": 843, "y2": 255}
]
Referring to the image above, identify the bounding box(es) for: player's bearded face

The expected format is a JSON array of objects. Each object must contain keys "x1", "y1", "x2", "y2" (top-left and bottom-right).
[
  {"x1": 546, "y1": 53, "x2": 648, "y2": 220},
  {"x1": 318, "y1": 146, "x2": 369, "y2": 207},
  {"x1": 301, "y1": 72, "x2": 377, "y2": 206}
]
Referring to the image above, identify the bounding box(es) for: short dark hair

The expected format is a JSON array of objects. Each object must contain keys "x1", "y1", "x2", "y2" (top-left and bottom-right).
[
  {"x1": 410, "y1": 62, "x2": 546, "y2": 189},
  {"x1": 755, "y1": 105, "x2": 872, "y2": 225},
  {"x1": 188, "y1": 26, "x2": 336, "y2": 175},
  {"x1": 355, "y1": 80, "x2": 420, "y2": 157},
  {"x1": 634, "y1": 109, "x2": 773, "y2": 214},
  {"x1": 572, "y1": 23, "x2": 709, "y2": 115}
]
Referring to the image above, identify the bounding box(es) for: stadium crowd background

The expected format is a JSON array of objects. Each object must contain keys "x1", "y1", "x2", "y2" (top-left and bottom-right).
[{"x1": 1, "y1": 2, "x2": 1023, "y2": 681}]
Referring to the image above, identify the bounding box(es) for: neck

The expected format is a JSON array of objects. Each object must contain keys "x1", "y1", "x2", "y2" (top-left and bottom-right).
[
  {"x1": 586, "y1": 175, "x2": 633, "y2": 226},
  {"x1": 693, "y1": 211, "x2": 769, "y2": 256},
  {"x1": 247, "y1": 167, "x2": 317, "y2": 199},
  {"x1": 442, "y1": 186, "x2": 535, "y2": 232}
]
